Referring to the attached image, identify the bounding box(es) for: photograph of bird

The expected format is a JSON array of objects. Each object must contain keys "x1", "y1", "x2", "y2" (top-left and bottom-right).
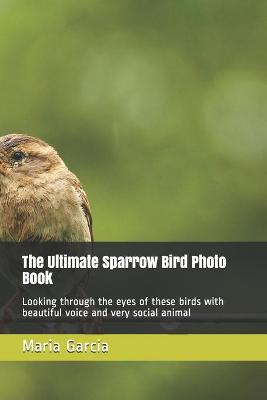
[{"x1": 0, "y1": 133, "x2": 93, "y2": 326}]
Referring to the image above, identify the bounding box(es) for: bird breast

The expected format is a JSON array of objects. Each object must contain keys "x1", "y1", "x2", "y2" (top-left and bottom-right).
[{"x1": 0, "y1": 179, "x2": 91, "y2": 242}]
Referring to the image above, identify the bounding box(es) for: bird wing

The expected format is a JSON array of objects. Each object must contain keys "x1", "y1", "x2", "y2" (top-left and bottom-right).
[
  {"x1": 79, "y1": 185, "x2": 94, "y2": 241},
  {"x1": 71, "y1": 175, "x2": 94, "y2": 241}
]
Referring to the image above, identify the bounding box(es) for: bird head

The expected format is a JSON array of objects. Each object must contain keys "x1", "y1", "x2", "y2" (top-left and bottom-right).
[{"x1": 0, "y1": 134, "x2": 65, "y2": 188}]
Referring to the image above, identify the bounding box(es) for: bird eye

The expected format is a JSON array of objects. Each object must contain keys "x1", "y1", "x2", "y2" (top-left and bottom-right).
[{"x1": 12, "y1": 151, "x2": 24, "y2": 162}]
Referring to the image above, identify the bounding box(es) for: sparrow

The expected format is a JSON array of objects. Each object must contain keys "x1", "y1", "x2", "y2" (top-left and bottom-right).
[
  {"x1": 0, "y1": 133, "x2": 93, "y2": 322},
  {"x1": 0, "y1": 133, "x2": 93, "y2": 242}
]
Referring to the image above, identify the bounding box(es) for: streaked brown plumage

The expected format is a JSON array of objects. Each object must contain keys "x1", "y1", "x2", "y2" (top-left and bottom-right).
[
  {"x1": 0, "y1": 133, "x2": 94, "y2": 311},
  {"x1": 0, "y1": 133, "x2": 93, "y2": 242}
]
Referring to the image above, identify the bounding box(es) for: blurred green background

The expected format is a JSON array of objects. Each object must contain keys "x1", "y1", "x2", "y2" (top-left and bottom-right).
[
  {"x1": 1, "y1": 0, "x2": 267, "y2": 241},
  {"x1": 1, "y1": 362, "x2": 267, "y2": 400},
  {"x1": 0, "y1": 0, "x2": 267, "y2": 398}
]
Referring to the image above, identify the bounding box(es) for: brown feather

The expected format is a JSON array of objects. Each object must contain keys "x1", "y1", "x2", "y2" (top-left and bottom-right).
[{"x1": 69, "y1": 174, "x2": 94, "y2": 241}]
